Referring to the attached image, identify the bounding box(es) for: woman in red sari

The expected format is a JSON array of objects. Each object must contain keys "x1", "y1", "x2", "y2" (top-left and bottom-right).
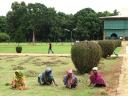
[{"x1": 89, "y1": 67, "x2": 106, "y2": 87}]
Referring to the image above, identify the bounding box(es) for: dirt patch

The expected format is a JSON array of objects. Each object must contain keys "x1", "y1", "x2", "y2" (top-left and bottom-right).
[
  {"x1": 0, "y1": 56, "x2": 17, "y2": 62},
  {"x1": 4, "y1": 56, "x2": 18, "y2": 59},
  {"x1": 0, "y1": 66, "x2": 4, "y2": 69},
  {"x1": 94, "y1": 57, "x2": 122, "y2": 96},
  {"x1": 6, "y1": 59, "x2": 14, "y2": 62},
  {"x1": 49, "y1": 57, "x2": 58, "y2": 60},
  {"x1": 33, "y1": 61, "x2": 55, "y2": 66},
  {"x1": 18, "y1": 56, "x2": 35, "y2": 65},
  {"x1": 24, "y1": 70, "x2": 39, "y2": 77},
  {"x1": 95, "y1": 90, "x2": 108, "y2": 96},
  {"x1": 104, "y1": 57, "x2": 122, "y2": 96},
  {"x1": 12, "y1": 65, "x2": 25, "y2": 70},
  {"x1": 33, "y1": 59, "x2": 68, "y2": 66}
]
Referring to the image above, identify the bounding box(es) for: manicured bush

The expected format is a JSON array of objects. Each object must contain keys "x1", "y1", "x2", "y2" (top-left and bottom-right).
[
  {"x1": 0, "y1": 32, "x2": 10, "y2": 42},
  {"x1": 118, "y1": 40, "x2": 122, "y2": 47},
  {"x1": 71, "y1": 41, "x2": 102, "y2": 74},
  {"x1": 114, "y1": 40, "x2": 122, "y2": 48},
  {"x1": 16, "y1": 46, "x2": 22, "y2": 53},
  {"x1": 98, "y1": 40, "x2": 115, "y2": 58}
]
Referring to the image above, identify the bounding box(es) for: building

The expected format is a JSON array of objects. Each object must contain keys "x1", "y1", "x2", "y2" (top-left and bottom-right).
[{"x1": 100, "y1": 16, "x2": 128, "y2": 40}]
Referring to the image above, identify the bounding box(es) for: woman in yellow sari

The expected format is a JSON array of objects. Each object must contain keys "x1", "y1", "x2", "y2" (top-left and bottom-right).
[{"x1": 11, "y1": 71, "x2": 27, "y2": 90}]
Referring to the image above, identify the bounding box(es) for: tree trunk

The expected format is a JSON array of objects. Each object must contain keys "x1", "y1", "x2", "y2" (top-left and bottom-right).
[{"x1": 32, "y1": 31, "x2": 35, "y2": 45}]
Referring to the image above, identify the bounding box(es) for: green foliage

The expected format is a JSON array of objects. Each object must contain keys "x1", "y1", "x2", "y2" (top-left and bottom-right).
[
  {"x1": 113, "y1": 9, "x2": 119, "y2": 15},
  {"x1": 0, "y1": 32, "x2": 10, "y2": 42},
  {"x1": 71, "y1": 41, "x2": 102, "y2": 74},
  {"x1": 16, "y1": 46, "x2": 22, "y2": 53},
  {"x1": 98, "y1": 40, "x2": 115, "y2": 58},
  {"x1": 73, "y1": 8, "x2": 100, "y2": 40},
  {"x1": 5, "y1": 1, "x2": 117, "y2": 42},
  {"x1": 0, "y1": 16, "x2": 6, "y2": 32}
]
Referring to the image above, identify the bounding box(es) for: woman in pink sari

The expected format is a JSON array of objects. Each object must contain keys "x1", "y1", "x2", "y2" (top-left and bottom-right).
[{"x1": 89, "y1": 67, "x2": 106, "y2": 87}]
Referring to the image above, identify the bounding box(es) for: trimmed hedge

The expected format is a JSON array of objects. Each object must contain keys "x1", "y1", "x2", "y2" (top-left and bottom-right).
[
  {"x1": 114, "y1": 40, "x2": 122, "y2": 48},
  {"x1": 98, "y1": 40, "x2": 115, "y2": 58},
  {"x1": 71, "y1": 41, "x2": 102, "y2": 74},
  {"x1": 16, "y1": 46, "x2": 22, "y2": 53}
]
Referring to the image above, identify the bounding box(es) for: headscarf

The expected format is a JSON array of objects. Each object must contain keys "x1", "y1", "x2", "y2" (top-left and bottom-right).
[
  {"x1": 92, "y1": 67, "x2": 98, "y2": 71},
  {"x1": 66, "y1": 69, "x2": 73, "y2": 78},
  {"x1": 15, "y1": 70, "x2": 23, "y2": 79},
  {"x1": 45, "y1": 67, "x2": 52, "y2": 74},
  {"x1": 45, "y1": 67, "x2": 52, "y2": 72},
  {"x1": 67, "y1": 69, "x2": 73, "y2": 75},
  {"x1": 44, "y1": 67, "x2": 53, "y2": 80}
]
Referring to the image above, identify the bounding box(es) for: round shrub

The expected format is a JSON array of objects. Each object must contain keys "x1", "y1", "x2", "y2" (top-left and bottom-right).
[
  {"x1": 118, "y1": 40, "x2": 122, "y2": 47},
  {"x1": 16, "y1": 46, "x2": 22, "y2": 53},
  {"x1": 98, "y1": 40, "x2": 115, "y2": 58},
  {"x1": 0, "y1": 32, "x2": 10, "y2": 42},
  {"x1": 71, "y1": 41, "x2": 102, "y2": 74},
  {"x1": 114, "y1": 40, "x2": 122, "y2": 48}
]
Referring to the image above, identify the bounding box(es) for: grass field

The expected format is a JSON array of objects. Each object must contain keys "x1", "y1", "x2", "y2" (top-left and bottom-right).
[
  {"x1": 0, "y1": 43, "x2": 71, "y2": 53},
  {"x1": 0, "y1": 43, "x2": 121, "y2": 54},
  {"x1": 0, "y1": 55, "x2": 122, "y2": 96}
]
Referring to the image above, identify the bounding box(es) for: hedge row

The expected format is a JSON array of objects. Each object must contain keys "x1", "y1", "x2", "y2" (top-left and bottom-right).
[{"x1": 71, "y1": 40, "x2": 122, "y2": 74}]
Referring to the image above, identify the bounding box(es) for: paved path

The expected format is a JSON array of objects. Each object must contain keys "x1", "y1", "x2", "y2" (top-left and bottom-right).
[
  {"x1": 116, "y1": 42, "x2": 128, "y2": 96},
  {"x1": 0, "y1": 53, "x2": 70, "y2": 57},
  {"x1": 0, "y1": 53, "x2": 125, "y2": 57}
]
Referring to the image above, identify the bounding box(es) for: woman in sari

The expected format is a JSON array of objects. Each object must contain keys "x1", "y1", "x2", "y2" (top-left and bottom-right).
[
  {"x1": 89, "y1": 67, "x2": 106, "y2": 87},
  {"x1": 63, "y1": 69, "x2": 78, "y2": 88},
  {"x1": 38, "y1": 67, "x2": 57, "y2": 86},
  {"x1": 11, "y1": 71, "x2": 27, "y2": 90}
]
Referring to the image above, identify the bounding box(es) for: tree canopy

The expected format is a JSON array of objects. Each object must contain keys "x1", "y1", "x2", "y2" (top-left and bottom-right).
[{"x1": 0, "y1": 2, "x2": 119, "y2": 42}]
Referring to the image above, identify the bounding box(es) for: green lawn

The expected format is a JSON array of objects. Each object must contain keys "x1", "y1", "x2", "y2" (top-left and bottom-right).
[
  {"x1": 0, "y1": 55, "x2": 121, "y2": 96},
  {"x1": 0, "y1": 43, "x2": 121, "y2": 54},
  {"x1": 0, "y1": 43, "x2": 71, "y2": 53},
  {"x1": 114, "y1": 47, "x2": 121, "y2": 54}
]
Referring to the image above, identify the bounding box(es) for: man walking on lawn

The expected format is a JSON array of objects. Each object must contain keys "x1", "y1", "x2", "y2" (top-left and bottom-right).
[{"x1": 48, "y1": 42, "x2": 54, "y2": 54}]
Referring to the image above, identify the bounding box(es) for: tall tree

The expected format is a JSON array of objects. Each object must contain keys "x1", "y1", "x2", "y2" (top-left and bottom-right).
[
  {"x1": 113, "y1": 9, "x2": 119, "y2": 15},
  {"x1": 5, "y1": 1, "x2": 119, "y2": 42},
  {"x1": 6, "y1": 1, "x2": 27, "y2": 42},
  {"x1": 74, "y1": 8, "x2": 100, "y2": 40},
  {"x1": 0, "y1": 16, "x2": 6, "y2": 32},
  {"x1": 54, "y1": 12, "x2": 74, "y2": 41}
]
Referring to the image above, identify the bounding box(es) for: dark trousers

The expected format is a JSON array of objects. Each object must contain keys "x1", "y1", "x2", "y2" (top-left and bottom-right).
[{"x1": 48, "y1": 49, "x2": 54, "y2": 54}]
